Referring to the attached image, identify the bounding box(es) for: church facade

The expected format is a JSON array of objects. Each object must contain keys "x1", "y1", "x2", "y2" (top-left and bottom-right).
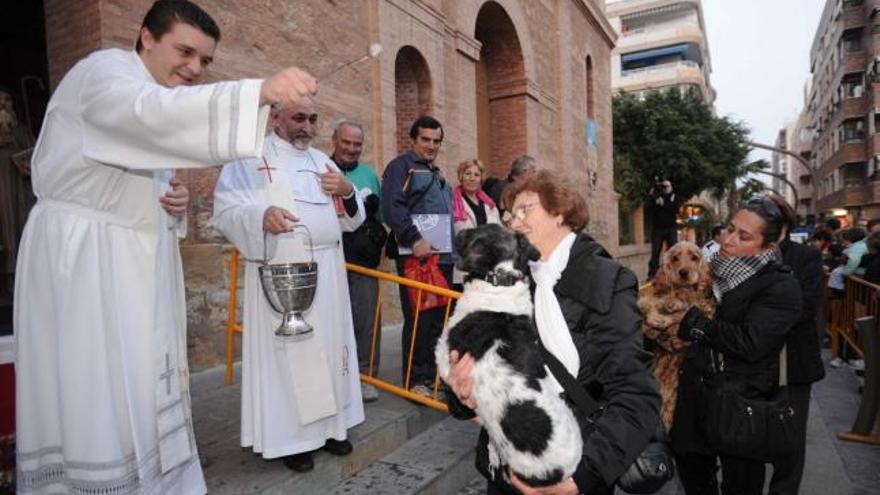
[{"x1": 42, "y1": 0, "x2": 625, "y2": 369}]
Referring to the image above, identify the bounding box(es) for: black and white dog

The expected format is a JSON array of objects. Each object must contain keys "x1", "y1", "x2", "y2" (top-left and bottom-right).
[{"x1": 435, "y1": 224, "x2": 583, "y2": 486}]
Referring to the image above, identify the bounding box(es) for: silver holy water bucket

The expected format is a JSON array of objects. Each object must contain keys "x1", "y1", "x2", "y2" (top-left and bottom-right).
[{"x1": 259, "y1": 226, "x2": 318, "y2": 340}]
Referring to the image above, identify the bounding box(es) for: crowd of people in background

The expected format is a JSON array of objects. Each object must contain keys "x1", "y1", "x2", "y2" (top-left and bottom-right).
[{"x1": 14, "y1": 1, "x2": 877, "y2": 494}]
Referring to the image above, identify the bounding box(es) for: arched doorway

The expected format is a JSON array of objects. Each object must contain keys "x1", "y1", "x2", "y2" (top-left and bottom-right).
[
  {"x1": 474, "y1": 1, "x2": 527, "y2": 178},
  {"x1": 394, "y1": 46, "x2": 432, "y2": 155}
]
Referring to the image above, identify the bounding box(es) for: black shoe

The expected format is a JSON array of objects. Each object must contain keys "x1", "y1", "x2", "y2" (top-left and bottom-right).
[
  {"x1": 322, "y1": 439, "x2": 353, "y2": 456},
  {"x1": 282, "y1": 452, "x2": 314, "y2": 472}
]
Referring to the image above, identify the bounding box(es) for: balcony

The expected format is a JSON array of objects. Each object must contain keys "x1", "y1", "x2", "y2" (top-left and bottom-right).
[
  {"x1": 617, "y1": 24, "x2": 706, "y2": 53},
  {"x1": 872, "y1": 133, "x2": 880, "y2": 154},
  {"x1": 817, "y1": 182, "x2": 880, "y2": 211},
  {"x1": 821, "y1": 141, "x2": 869, "y2": 176},
  {"x1": 839, "y1": 94, "x2": 869, "y2": 120},
  {"x1": 607, "y1": 0, "x2": 701, "y2": 19},
  {"x1": 843, "y1": 5, "x2": 866, "y2": 30},
  {"x1": 843, "y1": 51, "x2": 868, "y2": 73},
  {"x1": 616, "y1": 60, "x2": 708, "y2": 94}
]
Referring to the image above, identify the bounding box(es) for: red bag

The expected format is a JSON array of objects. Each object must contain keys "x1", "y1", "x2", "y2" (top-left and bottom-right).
[{"x1": 402, "y1": 254, "x2": 450, "y2": 311}]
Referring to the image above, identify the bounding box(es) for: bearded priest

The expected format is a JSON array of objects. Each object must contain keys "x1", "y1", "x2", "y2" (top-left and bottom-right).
[{"x1": 212, "y1": 96, "x2": 365, "y2": 473}]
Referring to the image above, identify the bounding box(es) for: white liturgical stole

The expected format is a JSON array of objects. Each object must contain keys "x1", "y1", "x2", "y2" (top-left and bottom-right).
[{"x1": 254, "y1": 146, "x2": 338, "y2": 425}]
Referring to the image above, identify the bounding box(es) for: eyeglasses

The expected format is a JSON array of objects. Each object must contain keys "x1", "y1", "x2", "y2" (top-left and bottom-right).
[
  {"x1": 742, "y1": 197, "x2": 782, "y2": 222},
  {"x1": 504, "y1": 202, "x2": 541, "y2": 224}
]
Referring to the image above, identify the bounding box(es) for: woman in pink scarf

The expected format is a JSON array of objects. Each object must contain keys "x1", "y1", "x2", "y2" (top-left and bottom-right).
[{"x1": 452, "y1": 159, "x2": 501, "y2": 288}]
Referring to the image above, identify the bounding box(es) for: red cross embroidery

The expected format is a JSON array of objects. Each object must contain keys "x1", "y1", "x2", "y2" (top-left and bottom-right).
[{"x1": 257, "y1": 157, "x2": 277, "y2": 183}]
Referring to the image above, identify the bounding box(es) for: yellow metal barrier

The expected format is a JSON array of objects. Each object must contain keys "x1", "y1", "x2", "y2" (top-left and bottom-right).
[
  {"x1": 825, "y1": 274, "x2": 879, "y2": 360},
  {"x1": 225, "y1": 249, "x2": 243, "y2": 385},
  {"x1": 224, "y1": 249, "x2": 460, "y2": 412},
  {"x1": 225, "y1": 249, "x2": 656, "y2": 411}
]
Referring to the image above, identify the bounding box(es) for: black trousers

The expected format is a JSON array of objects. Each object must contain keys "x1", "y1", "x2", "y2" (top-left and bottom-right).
[
  {"x1": 348, "y1": 271, "x2": 381, "y2": 375},
  {"x1": 676, "y1": 451, "x2": 765, "y2": 495},
  {"x1": 649, "y1": 226, "x2": 678, "y2": 276},
  {"x1": 769, "y1": 384, "x2": 812, "y2": 495},
  {"x1": 396, "y1": 257, "x2": 453, "y2": 386}
]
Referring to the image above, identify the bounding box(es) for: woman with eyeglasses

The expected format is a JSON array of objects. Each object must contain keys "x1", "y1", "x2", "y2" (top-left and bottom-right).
[
  {"x1": 451, "y1": 159, "x2": 501, "y2": 289},
  {"x1": 445, "y1": 170, "x2": 661, "y2": 495},
  {"x1": 672, "y1": 196, "x2": 803, "y2": 495}
]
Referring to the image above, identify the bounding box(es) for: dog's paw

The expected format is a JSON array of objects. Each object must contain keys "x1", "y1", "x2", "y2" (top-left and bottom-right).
[
  {"x1": 661, "y1": 299, "x2": 688, "y2": 313},
  {"x1": 646, "y1": 313, "x2": 675, "y2": 329}
]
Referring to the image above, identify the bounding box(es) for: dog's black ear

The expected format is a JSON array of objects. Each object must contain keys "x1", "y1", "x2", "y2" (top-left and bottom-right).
[
  {"x1": 514, "y1": 232, "x2": 541, "y2": 276},
  {"x1": 516, "y1": 233, "x2": 541, "y2": 262},
  {"x1": 455, "y1": 228, "x2": 476, "y2": 255}
]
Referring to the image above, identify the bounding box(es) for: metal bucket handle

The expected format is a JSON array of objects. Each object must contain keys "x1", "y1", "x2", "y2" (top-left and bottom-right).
[{"x1": 262, "y1": 223, "x2": 315, "y2": 265}]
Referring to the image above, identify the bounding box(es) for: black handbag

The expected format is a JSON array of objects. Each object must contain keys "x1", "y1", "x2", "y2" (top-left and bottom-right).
[
  {"x1": 350, "y1": 218, "x2": 387, "y2": 267},
  {"x1": 700, "y1": 347, "x2": 797, "y2": 462},
  {"x1": 539, "y1": 344, "x2": 674, "y2": 494}
]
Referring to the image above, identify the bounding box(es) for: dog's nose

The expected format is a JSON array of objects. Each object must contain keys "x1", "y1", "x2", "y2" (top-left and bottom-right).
[{"x1": 679, "y1": 269, "x2": 689, "y2": 278}]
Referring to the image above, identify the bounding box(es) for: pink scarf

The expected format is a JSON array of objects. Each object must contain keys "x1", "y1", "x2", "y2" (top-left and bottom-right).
[{"x1": 452, "y1": 185, "x2": 496, "y2": 223}]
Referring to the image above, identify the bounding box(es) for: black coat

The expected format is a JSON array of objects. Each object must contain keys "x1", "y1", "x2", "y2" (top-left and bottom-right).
[
  {"x1": 671, "y1": 262, "x2": 803, "y2": 455},
  {"x1": 647, "y1": 192, "x2": 682, "y2": 230},
  {"x1": 780, "y1": 240, "x2": 826, "y2": 385},
  {"x1": 449, "y1": 234, "x2": 661, "y2": 494}
]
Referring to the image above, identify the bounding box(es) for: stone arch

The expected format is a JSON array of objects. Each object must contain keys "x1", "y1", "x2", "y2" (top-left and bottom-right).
[
  {"x1": 474, "y1": 1, "x2": 528, "y2": 177},
  {"x1": 462, "y1": 0, "x2": 536, "y2": 82},
  {"x1": 394, "y1": 46, "x2": 433, "y2": 155}
]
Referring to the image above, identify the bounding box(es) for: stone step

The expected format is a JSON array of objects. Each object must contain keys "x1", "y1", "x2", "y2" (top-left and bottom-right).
[
  {"x1": 190, "y1": 363, "x2": 448, "y2": 494},
  {"x1": 456, "y1": 474, "x2": 489, "y2": 494},
  {"x1": 327, "y1": 416, "x2": 480, "y2": 495}
]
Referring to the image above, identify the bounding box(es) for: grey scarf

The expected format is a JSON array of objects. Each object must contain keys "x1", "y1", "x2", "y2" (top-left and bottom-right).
[{"x1": 710, "y1": 249, "x2": 777, "y2": 301}]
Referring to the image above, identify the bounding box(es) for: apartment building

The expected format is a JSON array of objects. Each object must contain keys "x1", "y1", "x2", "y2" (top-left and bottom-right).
[
  {"x1": 607, "y1": 0, "x2": 715, "y2": 103},
  {"x1": 805, "y1": 0, "x2": 880, "y2": 222},
  {"x1": 606, "y1": 0, "x2": 717, "y2": 263}
]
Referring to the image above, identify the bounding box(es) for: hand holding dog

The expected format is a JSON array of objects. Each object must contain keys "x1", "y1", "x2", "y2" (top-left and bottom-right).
[
  {"x1": 448, "y1": 350, "x2": 477, "y2": 410},
  {"x1": 678, "y1": 306, "x2": 710, "y2": 342},
  {"x1": 509, "y1": 471, "x2": 579, "y2": 495}
]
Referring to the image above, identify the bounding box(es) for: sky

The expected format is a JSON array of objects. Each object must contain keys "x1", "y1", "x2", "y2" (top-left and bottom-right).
[{"x1": 701, "y1": 0, "x2": 827, "y2": 166}]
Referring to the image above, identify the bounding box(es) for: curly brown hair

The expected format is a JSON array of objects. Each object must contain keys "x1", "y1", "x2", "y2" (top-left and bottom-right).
[{"x1": 502, "y1": 169, "x2": 589, "y2": 231}]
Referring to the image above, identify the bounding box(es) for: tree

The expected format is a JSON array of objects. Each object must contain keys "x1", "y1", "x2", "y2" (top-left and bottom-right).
[
  {"x1": 725, "y1": 159, "x2": 771, "y2": 214},
  {"x1": 613, "y1": 88, "x2": 751, "y2": 214}
]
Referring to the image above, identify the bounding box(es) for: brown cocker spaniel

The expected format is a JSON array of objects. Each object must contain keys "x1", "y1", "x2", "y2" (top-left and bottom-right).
[{"x1": 639, "y1": 241, "x2": 715, "y2": 432}]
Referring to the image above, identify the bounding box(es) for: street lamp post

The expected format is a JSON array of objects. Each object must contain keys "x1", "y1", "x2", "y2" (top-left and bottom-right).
[
  {"x1": 747, "y1": 140, "x2": 820, "y2": 216},
  {"x1": 752, "y1": 169, "x2": 799, "y2": 209}
]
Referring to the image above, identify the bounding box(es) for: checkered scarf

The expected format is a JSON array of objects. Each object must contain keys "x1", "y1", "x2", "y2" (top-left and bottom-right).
[{"x1": 710, "y1": 249, "x2": 777, "y2": 301}]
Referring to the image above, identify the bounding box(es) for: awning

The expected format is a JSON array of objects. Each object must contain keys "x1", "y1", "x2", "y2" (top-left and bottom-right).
[{"x1": 621, "y1": 43, "x2": 693, "y2": 64}]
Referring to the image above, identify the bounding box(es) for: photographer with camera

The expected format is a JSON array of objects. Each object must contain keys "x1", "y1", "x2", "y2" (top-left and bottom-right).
[{"x1": 647, "y1": 179, "x2": 682, "y2": 279}]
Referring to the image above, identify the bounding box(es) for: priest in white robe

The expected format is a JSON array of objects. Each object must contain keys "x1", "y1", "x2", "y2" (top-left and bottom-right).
[
  {"x1": 212, "y1": 96, "x2": 366, "y2": 472},
  {"x1": 14, "y1": 1, "x2": 317, "y2": 493}
]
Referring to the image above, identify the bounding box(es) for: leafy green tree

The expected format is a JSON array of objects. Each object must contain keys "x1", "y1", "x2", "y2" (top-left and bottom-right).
[{"x1": 613, "y1": 88, "x2": 751, "y2": 213}]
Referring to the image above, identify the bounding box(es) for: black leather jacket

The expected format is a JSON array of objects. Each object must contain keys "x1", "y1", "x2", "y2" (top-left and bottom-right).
[
  {"x1": 779, "y1": 240, "x2": 826, "y2": 385},
  {"x1": 448, "y1": 234, "x2": 661, "y2": 494},
  {"x1": 672, "y1": 261, "x2": 802, "y2": 455}
]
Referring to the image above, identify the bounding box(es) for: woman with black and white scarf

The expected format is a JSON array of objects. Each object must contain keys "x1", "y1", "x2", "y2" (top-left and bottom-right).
[{"x1": 672, "y1": 197, "x2": 803, "y2": 495}]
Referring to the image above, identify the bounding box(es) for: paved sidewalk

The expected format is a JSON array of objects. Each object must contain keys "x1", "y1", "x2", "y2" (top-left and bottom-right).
[
  {"x1": 811, "y1": 351, "x2": 880, "y2": 495},
  {"x1": 191, "y1": 334, "x2": 879, "y2": 494}
]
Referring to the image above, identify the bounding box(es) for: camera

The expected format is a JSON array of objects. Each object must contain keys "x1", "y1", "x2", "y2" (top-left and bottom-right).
[{"x1": 654, "y1": 176, "x2": 664, "y2": 188}]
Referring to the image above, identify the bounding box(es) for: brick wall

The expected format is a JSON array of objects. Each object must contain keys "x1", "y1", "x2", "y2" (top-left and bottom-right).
[
  {"x1": 44, "y1": 0, "x2": 102, "y2": 88},
  {"x1": 43, "y1": 0, "x2": 622, "y2": 369}
]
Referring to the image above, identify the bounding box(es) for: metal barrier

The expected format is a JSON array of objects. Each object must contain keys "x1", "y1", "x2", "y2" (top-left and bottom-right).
[
  {"x1": 225, "y1": 249, "x2": 655, "y2": 412},
  {"x1": 224, "y1": 249, "x2": 459, "y2": 412},
  {"x1": 225, "y1": 249, "x2": 243, "y2": 385},
  {"x1": 825, "y1": 275, "x2": 880, "y2": 360}
]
